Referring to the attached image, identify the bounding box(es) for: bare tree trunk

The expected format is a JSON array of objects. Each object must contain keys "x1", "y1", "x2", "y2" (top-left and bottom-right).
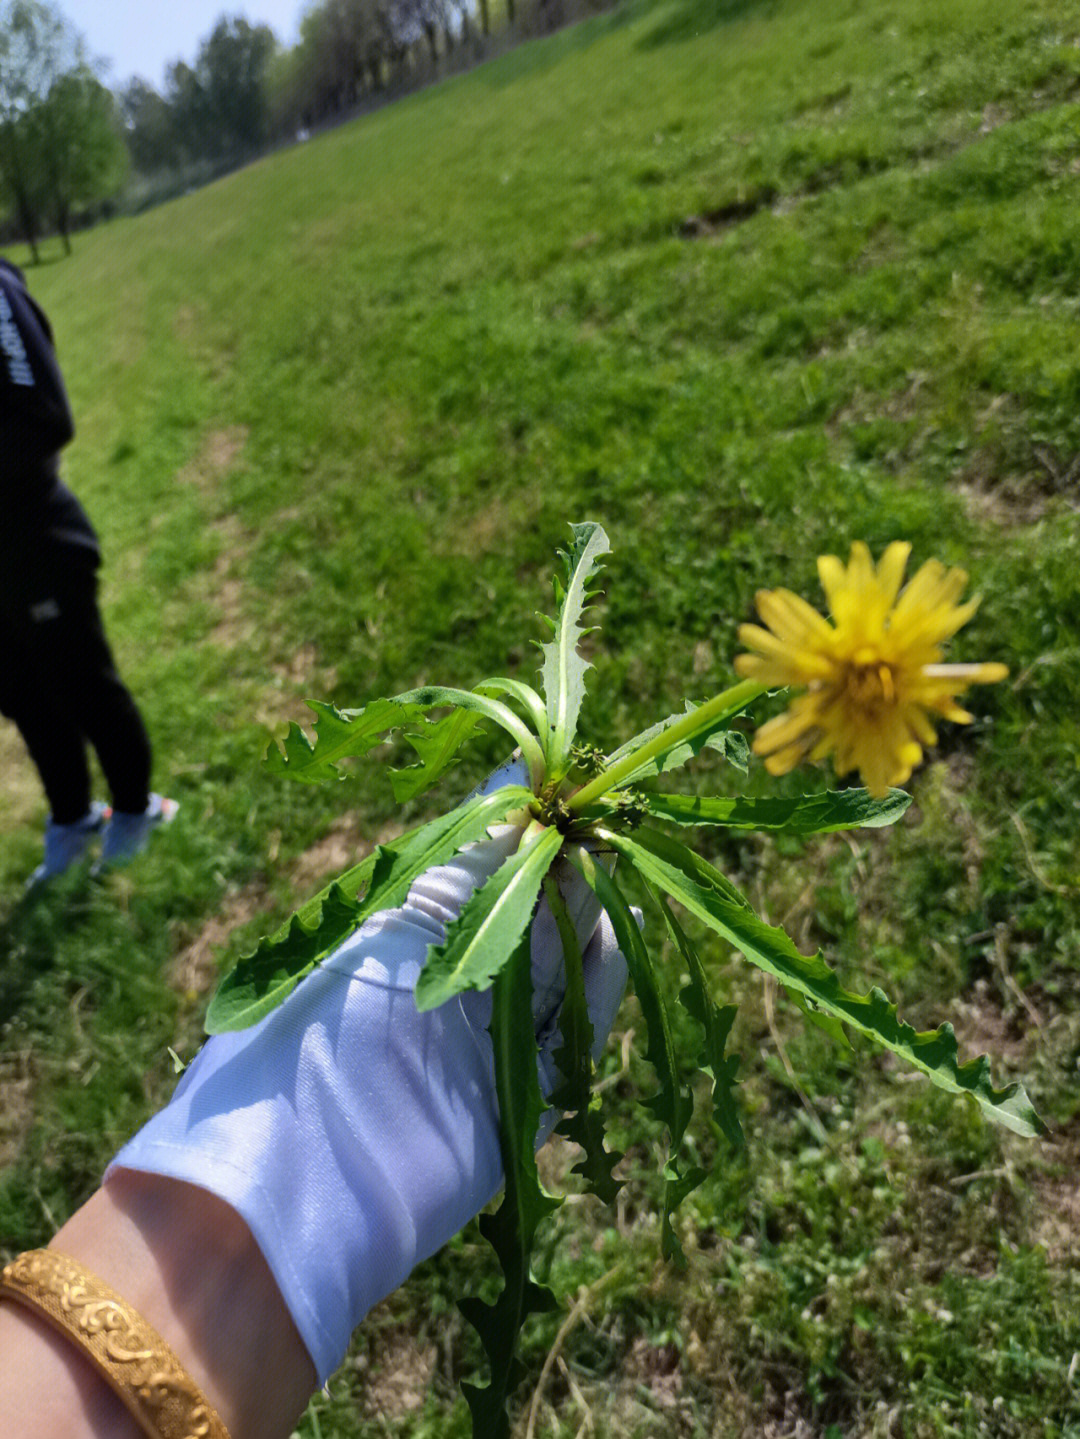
[
  {"x1": 15, "y1": 191, "x2": 41, "y2": 264},
  {"x1": 0, "y1": 130, "x2": 41, "y2": 263},
  {"x1": 478, "y1": 0, "x2": 491, "y2": 34}
]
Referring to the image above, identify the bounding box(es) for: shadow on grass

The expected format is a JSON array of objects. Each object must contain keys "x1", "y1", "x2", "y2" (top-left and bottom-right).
[
  {"x1": 0, "y1": 876, "x2": 99, "y2": 1027},
  {"x1": 636, "y1": 0, "x2": 779, "y2": 49}
]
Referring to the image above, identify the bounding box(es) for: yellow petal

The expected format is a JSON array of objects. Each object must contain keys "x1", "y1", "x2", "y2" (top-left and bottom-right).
[
  {"x1": 816, "y1": 554, "x2": 848, "y2": 616},
  {"x1": 755, "y1": 588, "x2": 836, "y2": 648},
  {"x1": 875, "y1": 541, "x2": 912, "y2": 608}
]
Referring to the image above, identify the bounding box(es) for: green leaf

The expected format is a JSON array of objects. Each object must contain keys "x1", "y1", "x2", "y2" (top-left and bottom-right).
[
  {"x1": 652, "y1": 893, "x2": 740, "y2": 1266},
  {"x1": 789, "y1": 989, "x2": 852, "y2": 1050},
  {"x1": 475, "y1": 676, "x2": 548, "y2": 737},
  {"x1": 267, "y1": 688, "x2": 546, "y2": 791},
  {"x1": 657, "y1": 893, "x2": 744, "y2": 1149},
  {"x1": 461, "y1": 934, "x2": 560, "y2": 1439},
  {"x1": 660, "y1": 1158, "x2": 708, "y2": 1267},
  {"x1": 599, "y1": 826, "x2": 1047, "y2": 1139},
  {"x1": 538, "y1": 522, "x2": 610, "y2": 778},
  {"x1": 393, "y1": 684, "x2": 547, "y2": 789},
  {"x1": 389, "y1": 708, "x2": 488, "y2": 803},
  {"x1": 264, "y1": 697, "x2": 423, "y2": 784},
  {"x1": 543, "y1": 873, "x2": 622, "y2": 1205},
  {"x1": 415, "y1": 822, "x2": 564, "y2": 1011},
  {"x1": 205, "y1": 881, "x2": 365, "y2": 1032},
  {"x1": 642, "y1": 787, "x2": 912, "y2": 832},
  {"x1": 205, "y1": 787, "x2": 531, "y2": 1033},
  {"x1": 603, "y1": 698, "x2": 755, "y2": 789},
  {"x1": 567, "y1": 847, "x2": 691, "y2": 1145}
]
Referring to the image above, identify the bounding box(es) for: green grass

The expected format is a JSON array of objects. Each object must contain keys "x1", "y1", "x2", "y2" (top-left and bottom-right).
[{"x1": 3, "y1": 0, "x2": 1080, "y2": 1433}]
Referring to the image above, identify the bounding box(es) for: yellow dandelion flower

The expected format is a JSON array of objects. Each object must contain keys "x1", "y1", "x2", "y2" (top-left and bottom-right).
[{"x1": 734, "y1": 542, "x2": 1008, "y2": 797}]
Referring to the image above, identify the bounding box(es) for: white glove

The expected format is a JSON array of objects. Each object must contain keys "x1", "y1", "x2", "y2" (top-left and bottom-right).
[{"x1": 106, "y1": 759, "x2": 627, "y2": 1384}]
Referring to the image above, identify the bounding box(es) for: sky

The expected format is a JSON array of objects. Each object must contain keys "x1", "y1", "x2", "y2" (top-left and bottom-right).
[{"x1": 63, "y1": 0, "x2": 307, "y2": 90}]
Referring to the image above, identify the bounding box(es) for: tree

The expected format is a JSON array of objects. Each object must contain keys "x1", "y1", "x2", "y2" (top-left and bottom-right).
[
  {"x1": 33, "y1": 68, "x2": 127, "y2": 251},
  {"x1": 283, "y1": 0, "x2": 391, "y2": 128},
  {"x1": 164, "y1": 58, "x2": 211, "y2": 162},
  {"x1": 194, "y1": 15, "x2": 277, "y2": 158},
  {"x1": 0, "y1": 0, "x2": 76, "y2": 260},
  {"x1": 119, "y1": 77, "x2": 184, "y2": 174}
]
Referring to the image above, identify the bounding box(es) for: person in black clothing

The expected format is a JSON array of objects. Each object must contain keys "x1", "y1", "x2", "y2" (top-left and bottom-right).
[{"x1": 1, "y1": 259, "x2": 174, "y2": 885}]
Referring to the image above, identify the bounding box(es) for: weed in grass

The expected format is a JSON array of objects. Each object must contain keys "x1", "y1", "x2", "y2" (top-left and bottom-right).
[{"x1": 2, "y1": 0, "x2": 1079, "y2": 1433}]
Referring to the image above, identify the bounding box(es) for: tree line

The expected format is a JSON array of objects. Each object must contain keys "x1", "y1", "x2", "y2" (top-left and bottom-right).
[
  {"x1": 0, "y1": 0, "x2": 126, "y2": 260},
  {"x1": 0, "y1": 0, "x2": 613, "y2": 257}
]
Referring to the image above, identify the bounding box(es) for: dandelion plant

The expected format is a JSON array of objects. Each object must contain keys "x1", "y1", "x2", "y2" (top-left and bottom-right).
[{"x1": 207, "y1": 522, "x2": 1043, "y2": 1439}]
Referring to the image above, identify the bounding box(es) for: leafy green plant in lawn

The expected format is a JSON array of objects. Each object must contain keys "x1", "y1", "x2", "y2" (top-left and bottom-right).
[{"x1": 207, "y1": 522, "x2": 1044, "y2": 1439}]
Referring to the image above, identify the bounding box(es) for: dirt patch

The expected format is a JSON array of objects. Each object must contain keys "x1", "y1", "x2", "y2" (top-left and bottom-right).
[
  {"x1": 624, "y1": 1336, "x2": 684, "y2": 1406},
  {"x1": 1033, "y1": 1167, "x2": 1080, "y2": 1266},
  {"x1": 951, "y1": 977, "x2": 1039, "y2": 1069},
  {"x1": 168, "y1": 814, "x2": 387, "y2": 1000},
  {"x1": 1029, "y1": 1112, "x2": 1080, "y2": 1265},
  {"x1": 0, "y1": 1053, "x2": 34, "y2": 1168},
  {"x1": 957, "y1": 474, "x2": 1056, "y2": 529},
  {"x1": 269, "y1": 642, "x2": 339, "y2": 699},
  {"x1": 357, "y1": 1330, "x2": 438, "y2": 1416},
  {"x1": 288, "y1": 813, "x2": 372, "y2": 892},
  {"x1": 169, "y1": 882, "x2": 270, "y2": 998},
  {"x1": 176, "y1": 425, "x2": 249, "y2": 493},
  {"x1": 204, "y1": 514, "x2": 258, "y2": 650}
]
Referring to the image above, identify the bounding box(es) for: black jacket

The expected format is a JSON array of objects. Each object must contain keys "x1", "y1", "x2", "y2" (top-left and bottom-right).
[{"x1": 1, "y1": 259, "x2": 99, "y2": 568}]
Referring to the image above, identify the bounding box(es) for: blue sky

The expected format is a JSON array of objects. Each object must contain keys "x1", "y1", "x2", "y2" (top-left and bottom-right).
[{"x1": 63, "y1": 0, "x2": 306, "y2": 90}]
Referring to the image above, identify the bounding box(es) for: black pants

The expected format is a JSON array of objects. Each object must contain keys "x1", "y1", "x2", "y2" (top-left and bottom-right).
[{"x1": 0, "y1": 553, "x2": 152, "y2": 825}]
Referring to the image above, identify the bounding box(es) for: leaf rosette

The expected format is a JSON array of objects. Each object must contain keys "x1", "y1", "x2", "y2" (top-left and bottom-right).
[{"x1": 208, "y1": 521, "x2": 1042, "y2": 1439}]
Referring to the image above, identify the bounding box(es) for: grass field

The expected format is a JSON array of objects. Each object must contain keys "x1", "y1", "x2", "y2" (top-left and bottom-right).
[{"x1": 2, "y1": 0, "x2": 1080, "y2": 1433}]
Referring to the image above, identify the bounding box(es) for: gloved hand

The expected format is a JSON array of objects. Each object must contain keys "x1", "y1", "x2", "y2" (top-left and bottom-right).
[{"x1": 106, "y1": 758, "x2": 628, "y2": 1385}]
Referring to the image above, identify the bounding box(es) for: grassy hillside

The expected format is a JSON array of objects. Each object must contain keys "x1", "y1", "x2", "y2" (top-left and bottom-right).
[{"x1": 2, "y1": 0, "x2": 1079, "y2": 1433}]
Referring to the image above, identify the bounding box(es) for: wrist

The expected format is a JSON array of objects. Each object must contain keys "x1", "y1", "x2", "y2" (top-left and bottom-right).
[
  {"x1": 0, "y1": 1299, "x2": 143, "y2": 1439},
  {"x1": 24, "y1": 1170, "x2": 315, "y2": 1439}
]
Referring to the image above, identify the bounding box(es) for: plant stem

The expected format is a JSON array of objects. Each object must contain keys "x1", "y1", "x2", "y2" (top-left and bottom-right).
[{"x1": 566, "y1": 678, "x2": 765, "y2": 812}]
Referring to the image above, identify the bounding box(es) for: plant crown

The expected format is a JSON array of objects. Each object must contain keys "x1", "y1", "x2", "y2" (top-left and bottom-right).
[{"x1": 206, "y1": 522, "x2": 1044, "y2": 1439}]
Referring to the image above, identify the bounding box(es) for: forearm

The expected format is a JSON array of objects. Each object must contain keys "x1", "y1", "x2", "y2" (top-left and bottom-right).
[{"x1": 0, "y1": 1171, "x2": 316, "y2": 1439}]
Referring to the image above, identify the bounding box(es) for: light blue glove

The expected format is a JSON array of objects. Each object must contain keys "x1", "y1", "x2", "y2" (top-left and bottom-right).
[{"x1": 107, "y1": 759, "x2": 628, "y2": 1384}]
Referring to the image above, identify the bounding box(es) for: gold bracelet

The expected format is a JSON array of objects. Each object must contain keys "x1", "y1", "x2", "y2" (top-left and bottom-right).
[{"x1": 0, "y1": 1249, "x2": 232, "y2": 1439}]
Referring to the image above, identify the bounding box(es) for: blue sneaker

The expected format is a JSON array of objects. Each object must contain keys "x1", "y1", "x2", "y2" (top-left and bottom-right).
[
  {"x1": 27, "y1": 802, "x2": 110, "y2": 889},
  {"x1": 93, "y1": 793, "x2": 179, "y2": 874}
]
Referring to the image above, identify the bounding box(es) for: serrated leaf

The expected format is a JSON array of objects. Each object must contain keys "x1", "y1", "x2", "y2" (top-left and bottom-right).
[
  {"x1": 390, "y1": 708, "x2": 488, "y2": 803},
  {"x1": 789, "y1": 989, "x2": 851, "y2": 1050},
  {"x1": 601, "y1": 826, "x2": 1047, "y2": 1139},
  {"x1": 660, "y1": 1159, "x2": 708, "y2": 1267},
  {"x1": 205, "y1": 787, "x2": 531, "y2": 1033},
  {"x1": 653, "y1": 894, "x2": 741, "y2": 1267},
  {"x1": 567, "y1": 848, "x2": 691, "y2": 1145},
  {"x1": 543, "y1": 873, "x2": 622, "y2": 1205},
  {"x1": 393, "y1": 684, "x2": 547, "y2": 789},
  {"x1": 657, "y1": 893, "x2": 744, "y2": 1149},
  {"x1": 460, "y1": 933, "x2": 560, "y2": 1439},
  {"x1": 642, "y1": 787, "x2": 911, "y2": 832},
  {"x1": 205, "y1": 881, "x2": 364, "y2": 1032},
  {"x1": 539, "y1": 522, "x2": 611, "y2": 777},
  {"x1": 603, "y1": 698, "x2": 755, "y2": 789},
  {"x1": 415, "y1": 822, "x2": 564, "y2": 1011},
  {"x1": 265, "y1": 697, "x2": 424, "y2": 784}
]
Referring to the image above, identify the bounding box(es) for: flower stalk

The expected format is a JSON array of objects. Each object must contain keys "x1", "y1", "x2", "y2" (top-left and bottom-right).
[{"x1": 565, "y1": 678, "x2": 765, "y2": 812}]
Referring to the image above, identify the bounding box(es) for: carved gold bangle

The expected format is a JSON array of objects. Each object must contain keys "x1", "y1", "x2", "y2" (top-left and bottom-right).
[{"x1": 0, "y1": 1249, "x2": 232, "y2": 1439}]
